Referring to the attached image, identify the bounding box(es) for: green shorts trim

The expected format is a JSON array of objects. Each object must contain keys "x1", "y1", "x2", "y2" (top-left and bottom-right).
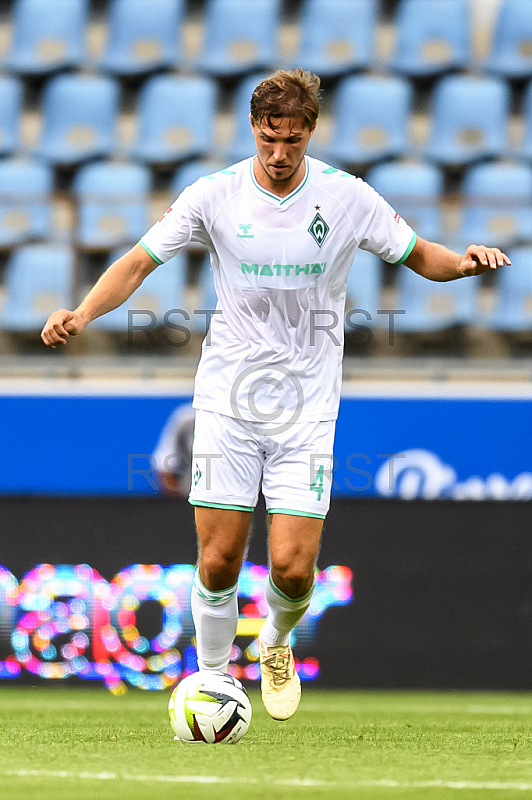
[
  {"x1": 189, "y1": 499, "x2": 254, "y2": 512},
  {"x1": 267, "y1": 507, "x2": 326, "y2": 520},
  {"x1": 139, "y1": 240, "x2": 164, "y2": 265}
]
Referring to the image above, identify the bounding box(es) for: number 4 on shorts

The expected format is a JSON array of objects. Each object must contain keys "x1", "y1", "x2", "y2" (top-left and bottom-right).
[{"x1": 310, "y1": 465, "x2": 325, "y2": 501}]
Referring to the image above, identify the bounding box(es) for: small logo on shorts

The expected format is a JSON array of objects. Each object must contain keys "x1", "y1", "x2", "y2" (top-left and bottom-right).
[
  {"x1": 193, "y1": 463, "x2": 202, "y2": 486},
  {"x1": 308, "y1": 213, "x2": 329, "y2": 247}
]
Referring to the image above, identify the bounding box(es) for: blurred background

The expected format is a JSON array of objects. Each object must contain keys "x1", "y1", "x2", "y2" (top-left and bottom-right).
[{"x1": 0, "y1": 0, "x2": 531, "y2": 693}]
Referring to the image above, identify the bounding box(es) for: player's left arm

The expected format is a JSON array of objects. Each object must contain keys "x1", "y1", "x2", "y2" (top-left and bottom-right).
[{"x1": 403, "y1": 236, "x2": 511, "y2": 281}]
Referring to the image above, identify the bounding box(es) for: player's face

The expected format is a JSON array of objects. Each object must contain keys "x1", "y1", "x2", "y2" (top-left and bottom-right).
[{"x1": 251, "y1": 116, "x2": 317, "y2": 191}]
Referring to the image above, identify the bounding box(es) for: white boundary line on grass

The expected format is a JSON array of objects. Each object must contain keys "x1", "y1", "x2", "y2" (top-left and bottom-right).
[{"x1": 4, "y1": 770, "x2": 532, "y2": 791}]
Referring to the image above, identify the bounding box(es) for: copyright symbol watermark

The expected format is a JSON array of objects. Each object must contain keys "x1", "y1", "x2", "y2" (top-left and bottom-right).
[{"x1": 229, "y1": 363, "x2": 304, "y2": 435}]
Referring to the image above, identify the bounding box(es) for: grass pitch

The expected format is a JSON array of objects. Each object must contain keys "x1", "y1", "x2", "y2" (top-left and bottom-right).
[{"x1": 1, "y1": 687, "x2": 531, "y2": 800}]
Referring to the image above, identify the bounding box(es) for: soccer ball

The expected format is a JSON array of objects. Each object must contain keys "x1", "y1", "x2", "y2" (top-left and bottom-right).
[{"x1": 168, "y1": 671, "x2": 252, "y2": 744}]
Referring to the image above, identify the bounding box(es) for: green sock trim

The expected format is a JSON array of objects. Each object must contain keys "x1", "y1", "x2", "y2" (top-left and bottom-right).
[
  {"x1": 268, "y1": 573, "x2": 315, "y2": 605},
  {"x1": 193, "y1": 571, "x2": 237, "y2": 605}
]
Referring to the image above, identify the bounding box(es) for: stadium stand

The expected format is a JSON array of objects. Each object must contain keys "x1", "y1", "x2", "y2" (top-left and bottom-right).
[
  {"x1": 0, "y1": 0, "x2": 531, "y2": 353},
  {"x1": 459, "y1": 162, "x2": 532, "y2": 249},
  {"x1": 4, "y1": 0, "x2": 88, "y2": 76},
  {"x1": 129, "y1": 75, "x2": 217, "y2": 165},
  {"x1": 394, "y1": 262, "x2": 479, "y2": 333},
  {"x1": 484, "y1": 0, "x2": 532, "y2": 79},
  {"x1": 366, "y1": 161, "x2": 444, "y2": 241},
  {"x1": 90, "y1": 248, "x2": 187, "y2": 333},
  {"x1": 389, "y1": 0, "x2": 471, "y2": 77},
  {"x1": 196, "y1": 0, "x2": 281, "y2": 77},
  {"x1": 488, "y1": 246, "x2": 532, "y2": 332},
  {"x1": 323, "y1": 74, "x2": 413, "y2": 166},
  {"x1": 98, "y1": 0, "x2": 184, "y2": 76},
  {"x1": 0, "y1": 244, "x2": 74, "y2": 332},
  {"x1": 424, "y1": 75, "x2": 510, "y2": 165},
  {"x1": 283, "y1": 0, "x2": 377, "y2": 78},
  {"x1": 517, "y1": 78, "x2": 532, "y2": 161},
  {"x1": 0, "y1": 159, "x2": 53, "y2": 248},
  {"x1": 73, "y1": 161, "x2": 151, "y2": 250},
  {"x1": 224, "y1": 72, "x2": 269, "y2": 164},
  {"x1": 35, "y1": 74, "x2": 120, "y2": 166},
  {"x1": 0, "y1": 76, "x2": 23, "y2": 158}
]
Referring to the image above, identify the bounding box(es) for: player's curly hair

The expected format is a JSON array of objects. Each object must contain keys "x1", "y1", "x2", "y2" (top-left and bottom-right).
[{"x1": 250, "y1": 68, "x2": 321, "y2": 131}]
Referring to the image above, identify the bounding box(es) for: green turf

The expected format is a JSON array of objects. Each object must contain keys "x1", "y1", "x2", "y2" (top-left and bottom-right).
[{"x1": 1, "y1": 687, "x2": 531, "y2": 799}]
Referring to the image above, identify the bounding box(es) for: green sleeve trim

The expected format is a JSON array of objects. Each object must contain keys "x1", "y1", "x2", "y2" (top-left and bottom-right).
[
  {"x1": 268, "y1": 573, "x2": 315, "y2": 604},
  {"x1": 139, "y1": 240, "x2": 164, "y2": 265},
  {"x1": 189, "y1": 499, "x2": 254, "y2": 512},
  {"x1": 392, "y1": 232, "x2": 417, "y2": 266},
  {"x1": 267, "y1": 508, "x2": 326, "y2": 520}
]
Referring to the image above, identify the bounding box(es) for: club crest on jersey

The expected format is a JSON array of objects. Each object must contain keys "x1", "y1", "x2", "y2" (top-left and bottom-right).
[{"x1": 308, "y1": 212, "x2": 330, "y2": 247}]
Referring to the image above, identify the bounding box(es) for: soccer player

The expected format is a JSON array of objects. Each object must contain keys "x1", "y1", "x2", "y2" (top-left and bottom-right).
[{"x1": 41, "y1": 69, "x2": 510, "y2": 721}]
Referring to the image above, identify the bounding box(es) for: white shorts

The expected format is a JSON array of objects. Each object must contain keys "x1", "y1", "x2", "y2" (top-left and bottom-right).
[{"x1": 188, "y1": 410, "x2": 336, "y2": 519}]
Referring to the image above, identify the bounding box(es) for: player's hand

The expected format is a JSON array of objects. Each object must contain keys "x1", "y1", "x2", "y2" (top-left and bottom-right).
[
  {"x1": 459, "y1": 245, "x2": 511, "y2": 277},
  {"x1": 41, "y1": 309, "x2": 86, "y2": 348}
]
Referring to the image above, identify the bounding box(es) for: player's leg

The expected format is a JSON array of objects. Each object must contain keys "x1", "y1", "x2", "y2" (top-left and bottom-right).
[
  {"x1": 257, "y1": 513, "x2": 322, "y2": 719},
  {"x1": 188, "y1": 410, "x2": 262, "y2": 673},
  {"x1": 191, "y1": 506, "x2": 251, "y2": 673},
  {"x1": 258, "y1": 419, "x2": 335, "y2": 719}
]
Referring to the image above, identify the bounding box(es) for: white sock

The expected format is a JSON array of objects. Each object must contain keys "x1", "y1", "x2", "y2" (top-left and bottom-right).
[
  {"x1": 191, "y1": 571, "x2": 238, "y2": 672},
  {"x1": 259, "y1": 573, "x2": 314, "y2": 648}
]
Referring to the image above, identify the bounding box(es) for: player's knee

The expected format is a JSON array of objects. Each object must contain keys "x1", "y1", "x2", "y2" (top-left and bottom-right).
[
  {"x1": 271, "y1": 560, "x2": 314, "y2": 598},
  {"x1": 199, "y1": 548, "x2": 242, "y2": 589}
]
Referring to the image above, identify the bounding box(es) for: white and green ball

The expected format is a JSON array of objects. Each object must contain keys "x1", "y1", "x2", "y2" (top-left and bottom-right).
[{"x1": 168, "y1": 671, "x2": 252, "y2": 744}]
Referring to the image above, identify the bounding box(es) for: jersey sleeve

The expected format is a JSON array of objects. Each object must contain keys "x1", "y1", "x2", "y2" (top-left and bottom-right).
[
  {"x1": 139, "y1": 181, "x2": 212, "y2": 264},
  {"x1": 356, "y1": 181, "x2": 417, "y2": 265}
]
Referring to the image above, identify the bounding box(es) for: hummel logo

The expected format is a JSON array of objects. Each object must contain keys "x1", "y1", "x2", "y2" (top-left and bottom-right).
[
  {"x1": 237, "y1": 223, "x2": 254, "y2": 238},
  {"x1": 308, "y1": 213, "x2": 329, "y2": 247}
]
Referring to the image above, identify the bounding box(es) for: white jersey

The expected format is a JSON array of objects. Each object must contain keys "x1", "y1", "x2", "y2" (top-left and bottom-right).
[{"x1": 140, "y1": 156, "x2": 416, "y2": 424}]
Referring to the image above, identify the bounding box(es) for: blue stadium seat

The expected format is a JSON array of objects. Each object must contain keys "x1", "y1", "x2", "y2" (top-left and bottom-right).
[
  {"x1": 225, "y1": 72, "x2": 269, "y2": 164},
  {"x1": 367, "y1": 162, "x2": 444, "y2": 242},
  {"x1": 98, "y1": 0, "x2": 184, "y2": 76},
  {"x1": 4, "y1": 0, "x2": 88, "y2": 76},
  {"x1": 459, "y1": 162, "x2": 532, "y2": 248},
  {"x1": 394, "y1": 265, "x2": 478, "y2": 332},
  {"x1": 389, "y1": 0, "x2": 471, "y2": 77},
  {"x1": 0, "y1": 245, "x2": 73, "y2": 331},
  {"x1": 0, "y1": 77, "x2": 23, "y2": 158},
  {"x1": 35, "y1": 74, "x2": 120, "y2": 166},
  {"x1": 424, "y1": 76, "x2": 510, "y2": 166},
  {"x1": 171, "y1": 160, "x2": 226, "y2": 196},
  {"x1": 284, "y1": 0, "x2": 377, "y2": 77},
  {"x1": 196, "y1": 0, "x2": 280, "y2": 77},
  {"x1": 485, "y1": 0, "x2": 532, "y2": 79},
  {"x1": 488, "y1": 247, "x2": 532, "y2": 330},
  {"x1": 324, "y1": 75, "x2": 413, "y2": 166},
  {"x1": 73, "y1": 161, "x2": 151, "y2": 250},
  {"x1": 345, "y1": 249, "x2": 384, "y2": 331},
  {"x1": 91, "y1": 248, "x2": 187, "y2": 332},
  {"x1": 517, "y1": 79, "x2": 532, "y2": 161},
  {"x1": 130, "y1": 75, "x2": 217, "y2": 165},
  {"x1": 0, "y1": 159, "x2": 53, "y2": 248}
]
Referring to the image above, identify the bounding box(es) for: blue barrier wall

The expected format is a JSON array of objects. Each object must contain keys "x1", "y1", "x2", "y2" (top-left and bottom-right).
[{"x1": 1, "y1": 387, "x2": 531, "y2": 498}]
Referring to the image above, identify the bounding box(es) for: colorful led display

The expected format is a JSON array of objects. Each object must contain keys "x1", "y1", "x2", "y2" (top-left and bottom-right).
[{"x1": 0, "y1": 562, "x2": 352, "y2": 692}]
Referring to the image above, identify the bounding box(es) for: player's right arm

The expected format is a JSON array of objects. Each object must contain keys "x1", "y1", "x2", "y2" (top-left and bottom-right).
[{"x1": 41, "y1": 243, "x2": 159, "y2": 347}]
